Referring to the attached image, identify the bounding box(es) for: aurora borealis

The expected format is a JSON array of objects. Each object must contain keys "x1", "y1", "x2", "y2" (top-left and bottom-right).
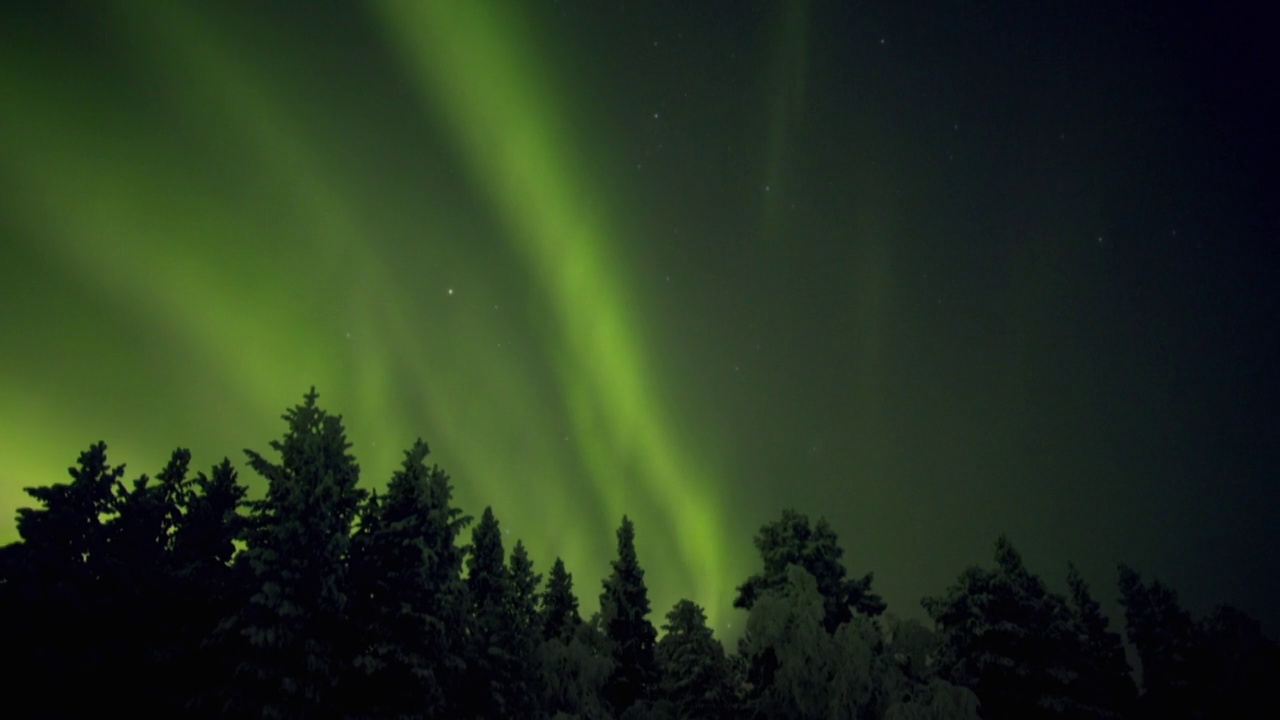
[{"x1": 1, "y1": 0, "x2": 1276, "y2": 640}]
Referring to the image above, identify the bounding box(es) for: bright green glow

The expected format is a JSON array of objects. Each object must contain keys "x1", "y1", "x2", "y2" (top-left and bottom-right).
[
  {"x1": 0, "y1": 4, "x2": 569, "y2": 558},
  {"x1": 0, "y1": 2, "x2": 732, "y2": 628},
  {"x1": 373, "y1": 2, "x2": 730, "y2": 618}
]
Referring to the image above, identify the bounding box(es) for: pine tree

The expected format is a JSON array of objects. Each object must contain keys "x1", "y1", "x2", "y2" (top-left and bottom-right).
[
  {"x1": 539, "y1": 615, "x2": 616, "y2": 719},
  {"x1": 464, "y1": 505, "x2": 512, "y2": 718},
  {"x1": 98, "y1": 448, "x2": 195, "y2": 715},
  {"x1": 15, "y1": 441, "x2": 123, "y2": 571},
  {"x1": 219, "y1": 388, "x2": 366, "y2": 720},
  {"x1": 101, "y1": 448, "x2": 188, "y2": 575},
  {"x1": 1194, "y1": 603, "x2": 1280, "y2": 717},
  {"x1": 1064, "y1": 563, "x2": 1136, "y2": 719},
  {"x1": 3, "y1": 441, "x2": 125, "y2": 717},
  {"x1": 923, "y1": 535, "x2": 1078, "y2": 720},
  {"x1": 174, "y1": 458, "x2": 250, "y2": 717},
  {"x1": 505, "y1": 540, "x2": 544, "y2": 719},
  {"x1": 541, "y1": 556, "x2": 582, "y2": 642},
  {"x1": 173, "y1": 457, "x2": 247, "y2": 577},
  {"x1": 599, "y1": 515, "x2": 659, "y2": 715},
  {"x1": 657, "y1": 599, "x2": 732, "y2": 720},
  {"x1": 346, "y1": 440, "x2": 471, "y2": 719},
  {"x1": 735, "y1": 509, "x2": 884, "y2": 633},
  {"x1": 1117, "y1": 565, "x2": 1198, "y2": 719}
]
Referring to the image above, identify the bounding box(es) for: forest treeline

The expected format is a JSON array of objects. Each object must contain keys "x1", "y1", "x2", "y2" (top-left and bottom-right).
[{"x1": 1, "y1": 389, "x2": 1276, "y2": 719}]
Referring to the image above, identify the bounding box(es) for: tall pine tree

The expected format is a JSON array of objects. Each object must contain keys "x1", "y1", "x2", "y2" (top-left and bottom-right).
[
  {"x1": 599, "y1": 515, "x2": 659, "y2": 716},
  {"x1": 504, "y1": 540, "x2": 544, "y2": 719},
  {"x1": 218, "y1": 388, "x2": 366, "y2": 720},
  {"x1": 1064, "y1": 563, "x2": 1136, "y2": 719},
  {"x1": 176, "y1": 458, "x2": 250, "y2": 717},
  {"x1": 464, "y1": 506, "x2": 513, "y2": 718},
  {"x1": 98, "y1": 448, "x2": 194, "y2": 715},
  {"x1": 346, "y1": 440, "x2": 470, "y2": 719},
  {"x1": 657, "y1": 599, "x2": 733, "y2": 720},
  {"x1": 541, "y1": 556, "x2": 582, "y2": 642},
  {"x1": 1117, "y1": 565, "x2": 1198, "y2": 720}
]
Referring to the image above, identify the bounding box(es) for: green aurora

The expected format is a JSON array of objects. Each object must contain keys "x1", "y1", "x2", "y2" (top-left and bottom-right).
[
  {"x1": 2, "y1": 1, "x2": 1276, "y2": 637},
  {"x1": 0, "y1": 0, "x2": 749, "y2": 628}
]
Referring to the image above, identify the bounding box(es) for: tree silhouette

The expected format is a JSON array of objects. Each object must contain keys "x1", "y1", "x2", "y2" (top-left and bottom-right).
[
  {"x1": 217, "y1": 387, "x2": 366, "y2": 720},
  {"x1": 735, "y1": 509, "x2": 884, "y2": 634},
  {"x1": 541, "y1": 556, "x2": 582, "y2": 642},
  {"x1": 465, "y1": 505, "x2": 533, "y2": 719},
  {"x1": 1118, "y1": 566, "x2": 1280, "y2": 720},
  {"x1": 1193, "y1": 603, "x2": 1280, "y2": 717},
  {"x1": 2, "y1": 441, "x2": 125, "y2": 717},
  {"x1": 923, "y1": 535, "x2": 1081, "y2": 720},
  {"x1": 600, "y1": 515, "x2": 660, "y2": 716},
  {"x1": 657, "y1": 599, "x2": 733, "y2": 719},
  {"x1": 173, "y1": 457, "x2": 247, "y2": 576},
  {"x1": 98, "y1": 448, "x2": 194, "y2": 715},
  {"x1": 876, "y1": 616, "x2": 981, "y2": 720},
  {"x1": 1064, "y1": 563, "x2": 1137, "y2": 719},
  {"x1": 175, "y1": 457, "x2": 250, "y2": 717},
  {"x1": 14, "y1": 441, "x2": 122, "y2": 571},
  {"x1": 346, "y1": 439, "x2": 471, "y2": 719},
  {"x1": 504, "y1": 539, "x2": 544, "y2": 719},
  {"x1": 539, "y1": 615, "x2": 616, "y2": 719},
  {"x1": 4, "y1": 389, "x2": 1279, "y2": 719},
  {"x1": 1118, "y1": 564, "x2": 1202, "y2": 720}
]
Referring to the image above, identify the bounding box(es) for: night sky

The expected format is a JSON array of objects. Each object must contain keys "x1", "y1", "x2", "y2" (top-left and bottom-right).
[{"x1": 2, "y1": 1, "x2": 1277, "y2": 641}]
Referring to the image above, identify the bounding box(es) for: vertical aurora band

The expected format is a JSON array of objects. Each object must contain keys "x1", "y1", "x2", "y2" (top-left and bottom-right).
[{"x1": 372, "y1": 3, "x2": 731, "y2": 617}]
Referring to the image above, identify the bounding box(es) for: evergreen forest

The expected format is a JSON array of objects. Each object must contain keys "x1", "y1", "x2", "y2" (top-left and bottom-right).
[{"x1": 2, "y1": 389, "x2": 1275, "y2": 719}]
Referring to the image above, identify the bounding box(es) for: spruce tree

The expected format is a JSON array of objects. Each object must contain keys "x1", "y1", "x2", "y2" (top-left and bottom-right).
[
  {"x1": 599, "y1": 515, "x2": 659, "y2": 715},
  {"x1": 346, "y1": 440, "x2": 470, "y2": 719},
  {"x1": 4, "y1": 441, "x2": 125, "y2": 717},
  {"x1": 1064, "y1": 563, "x2": 1136, "y2": 719},
  {"x1": 99, "y1": 448, "x2": 194, "y2": 715},
  {"x1": 657, "y1": 599, "x2": 732, "y2": 720},
  {"x1": 220, "y1": 388, "x2": 366, "y2": 720},
  {"x1": 14, "y1": 441, "x2": 122, "y2": 572},
  {"x1": 505, "y1": 540, "x2": 544, "y2": 719},
  {"x1": 173, "y1": 457, "x2": 247, "y2": 577},
  {"x1": 465, "y1": 506, "x2": 511, "y2": 718},
  {"x1": 174, "y1": 458, "x2": 250, "y2": 716},
  {"x1": 541, "y1": 556, "x2": 582, "y2": 642},
  {"x1": 1117, "y1": 565, "x2": 1198, "y2": 720}
]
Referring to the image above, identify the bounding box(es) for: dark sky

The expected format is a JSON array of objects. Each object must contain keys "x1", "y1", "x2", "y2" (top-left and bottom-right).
[{"x1": 2, "y1": 0, "x2": 1276, "y2": 641}]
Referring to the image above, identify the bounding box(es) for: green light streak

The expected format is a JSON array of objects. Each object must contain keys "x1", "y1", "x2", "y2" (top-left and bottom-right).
[
  {"x1": 373, "y1": 1, "x2": 730, "y2": 619},
  {"x1": 0, "y1": 3, "x2": 578, "y2": 536}
]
